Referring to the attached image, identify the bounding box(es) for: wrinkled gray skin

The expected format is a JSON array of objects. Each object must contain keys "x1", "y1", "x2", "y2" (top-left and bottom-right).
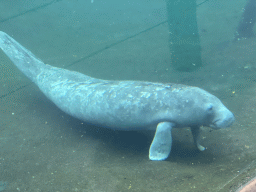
[{"x1": 0, "y1": 31, "x2": 235, "y2": 161}]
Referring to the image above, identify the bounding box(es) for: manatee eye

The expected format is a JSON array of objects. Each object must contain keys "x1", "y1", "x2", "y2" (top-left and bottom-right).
[{"x1": 206, "y1": 104, "x2": 213, "y2": 112}]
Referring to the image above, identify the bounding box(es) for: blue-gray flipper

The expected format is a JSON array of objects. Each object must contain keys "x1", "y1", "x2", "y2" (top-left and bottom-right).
[
  {"x1": 149, "y1": 122, "x2": 173, "y2": 161},
  {"x1": 191, "y1": 126, "x2": 205, "y2": 151}
]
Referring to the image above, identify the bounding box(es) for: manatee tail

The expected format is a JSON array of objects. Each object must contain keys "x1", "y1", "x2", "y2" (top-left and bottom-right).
[{"x1": 0, "y1": 31, "x2": 46, "y2": 82}]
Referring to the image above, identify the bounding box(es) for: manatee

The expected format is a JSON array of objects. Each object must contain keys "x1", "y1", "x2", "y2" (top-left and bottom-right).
[{"x1": 0, "y1": 31, "x2": 235, "y2": 160}]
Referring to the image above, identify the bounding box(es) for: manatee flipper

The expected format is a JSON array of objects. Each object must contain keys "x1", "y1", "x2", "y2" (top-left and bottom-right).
[
  {"x1": 191, "y1": 126, "x2": 205, "y2": 151},
  {"x1": 0, "y1": 31, "x2": 46, "y2": 82},
  {"x1": 149, "y1": 122, "x2": 173, "y2": 161}
]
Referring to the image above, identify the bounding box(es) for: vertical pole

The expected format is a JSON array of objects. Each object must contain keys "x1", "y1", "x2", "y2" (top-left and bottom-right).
[
  {"x1": 235, "y1": 0, "x2": 256, "y2": 40},
  {"x1": 166, "y1": 0, "x2": 202, "y2": 72}
]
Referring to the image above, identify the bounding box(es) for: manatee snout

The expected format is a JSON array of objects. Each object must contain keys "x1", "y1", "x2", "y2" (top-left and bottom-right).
[{"x1": 211, "y1": 107, "x2": 235, "y2": 129}]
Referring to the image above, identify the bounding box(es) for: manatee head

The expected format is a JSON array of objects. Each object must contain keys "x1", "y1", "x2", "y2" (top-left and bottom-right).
[
  {"x1": 207, "y1": 97, "x2": 235, "y2": 129},
  {"x1": 170, "y1": 87, "x2": 235, "y2": 129}
]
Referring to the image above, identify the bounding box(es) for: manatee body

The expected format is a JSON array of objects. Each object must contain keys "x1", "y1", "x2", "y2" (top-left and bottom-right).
[{"x1": 0, "y1": 31, "x2": 235, "y2": 161}]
